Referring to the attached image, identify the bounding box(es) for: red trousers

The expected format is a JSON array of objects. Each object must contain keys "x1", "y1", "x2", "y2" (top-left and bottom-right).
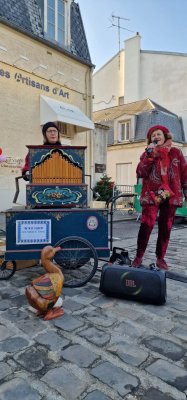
[{"x1": 136, "y1": 203, "x2": 176, "y2": 259}]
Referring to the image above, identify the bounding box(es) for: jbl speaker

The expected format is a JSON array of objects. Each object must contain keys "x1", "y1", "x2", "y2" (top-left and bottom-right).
[{"x1": 99, "y1": 263, "x2": 166, "y2": 305}]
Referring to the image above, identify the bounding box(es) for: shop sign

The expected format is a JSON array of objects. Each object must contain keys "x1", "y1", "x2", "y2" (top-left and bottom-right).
[
  {"x1": 0, "y1": 157, "x2": 23, "y2": 169},
  {"x1": 95, "y1": 163, "x2": 106, "y2": 173},
  {"x1": 0, "y1": 67, "x2": 69, "y2": 98}
]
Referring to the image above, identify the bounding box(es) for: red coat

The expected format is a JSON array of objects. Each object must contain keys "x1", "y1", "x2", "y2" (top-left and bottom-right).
[
  {"x1": 137, "y1": 147, "x2": 187, "y2": 207},
  {"x1": 22, "y1": 153, "x2": 29, "y2": 175}
]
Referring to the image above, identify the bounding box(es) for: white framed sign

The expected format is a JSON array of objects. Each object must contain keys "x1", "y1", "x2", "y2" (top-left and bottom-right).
[{"x1": 16, "y1": 219, "x2": 51, "y2": 245}]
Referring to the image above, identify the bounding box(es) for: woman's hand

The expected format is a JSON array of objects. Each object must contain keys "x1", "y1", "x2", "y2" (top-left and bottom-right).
[{"x1": 22, "y1": 171, "x2": 30, "y2": 181}]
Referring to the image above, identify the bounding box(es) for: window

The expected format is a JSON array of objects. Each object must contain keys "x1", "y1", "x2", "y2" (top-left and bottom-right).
[
  {"x1": 118, "y1": 121, "x2": 130, "y2": 142},
  {"x1": 44, "y1": 0, "x2": 65, "y2": 45},
  {"x1": 58, "y1": 122, "x2": 68, "y2": 136},
  {"x1": 116, "y1": 163, "x2": 132, "y2": 186}
]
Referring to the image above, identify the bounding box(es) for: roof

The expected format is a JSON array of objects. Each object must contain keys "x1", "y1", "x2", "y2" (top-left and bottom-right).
[
  {"x1": 0, "y1": 0, "x2": 43, "y2": 37},
  {"x1": 93, "y1": 98, "x2": 185, "y2": 144},
  {"x1": 135, "y1": 110, "x2": 185, "y2": 143},
  {"x1": 93, "y1": 98, "x2": 176, "y2": 123},
  {"x1": 70, "y1": 2, "x2": 91, "y2": 63},
  {"x1": 0, "y1": 0, "x2": 92, "y2": 65}
]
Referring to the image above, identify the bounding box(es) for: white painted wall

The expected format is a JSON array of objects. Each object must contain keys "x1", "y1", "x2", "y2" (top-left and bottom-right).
[
  {"x1": 93, "y1": 33, "x2": 187, "y2": 138},
  {"x1": 93, "y1": 51, "x2": 124, "y2": 111},
  {"x1": 124, "y1": 33, "x2": 141, "y2": 103}
]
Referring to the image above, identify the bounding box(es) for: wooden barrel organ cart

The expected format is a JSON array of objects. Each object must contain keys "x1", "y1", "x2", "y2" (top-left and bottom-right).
[{"x1": 2, "y1": 144, "x2": 110, "y2": 287}]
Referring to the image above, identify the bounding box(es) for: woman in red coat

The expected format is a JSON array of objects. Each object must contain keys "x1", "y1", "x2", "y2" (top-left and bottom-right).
[{"x1": 132, "y1": 125, "x2": 187, "y2": 270}]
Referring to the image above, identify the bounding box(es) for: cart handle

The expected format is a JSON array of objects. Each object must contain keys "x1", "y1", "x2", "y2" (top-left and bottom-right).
[
  {"x1": 107, "y1": 193, "x2": 137, "y2": 251},
  {"x1": 13, "y1": 176, "x2": 24, "y2": 204}
]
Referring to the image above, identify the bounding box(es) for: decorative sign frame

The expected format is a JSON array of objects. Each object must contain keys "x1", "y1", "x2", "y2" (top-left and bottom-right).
[{"x1": 16, "y1": 219, "x2": 51, "y2": 245}]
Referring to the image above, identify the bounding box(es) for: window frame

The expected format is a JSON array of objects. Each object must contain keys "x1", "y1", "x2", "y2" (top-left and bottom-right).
[
  {"x1": 44, "y1": 0, "x2": 65, "y2": 45},
  {"x1": 118, "y1": 120, "x2": 131, "y2": 142}
]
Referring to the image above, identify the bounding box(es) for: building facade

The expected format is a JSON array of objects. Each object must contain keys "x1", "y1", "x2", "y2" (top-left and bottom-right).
[
  {"x1": 0, "y1": 0, "x2": 95, "y2": 210},
  {"x1": 93, "y1": 33, "x2": 187, "y2": 187},
  {"x1": 93, "y1": 33, "x2": 187, "y2": 138},
  {"x1": 93, "y1": 99, "x2": 187, "y2": 187}
]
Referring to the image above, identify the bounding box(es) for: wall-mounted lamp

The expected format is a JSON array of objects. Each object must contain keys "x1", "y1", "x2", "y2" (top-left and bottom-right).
[
  {"x1": 0, "y1": 46, "x2": 7, "y2": 52},
  {"x1": 13, "y1": 55, "x2": 29, "y2": 66},
  {"x1": 32, "y1": 64, "x2": 48, "y2": 73},
  {"x1": 49, "y1": 70, "x2": 64, "y2": 81},
  {"x1": 64, "y1": 77, "x2": 79, "y2": 86}
]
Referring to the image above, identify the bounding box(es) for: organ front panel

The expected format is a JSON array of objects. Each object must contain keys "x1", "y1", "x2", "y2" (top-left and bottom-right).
[
  {"x1": 25, "y1": 145, "x2": 87, "y2": 208},
  {"x1": 31, "y1": 150, "x2": 83, "y2": 185}
]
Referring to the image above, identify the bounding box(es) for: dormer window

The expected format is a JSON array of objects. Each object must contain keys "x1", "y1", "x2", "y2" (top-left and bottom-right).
[
  {"x1": 44, "y1": 0, "x2": 65, "y2": 45},
  {"x1": 118, "y1": 120, "x2": 130, "y2": 142}
]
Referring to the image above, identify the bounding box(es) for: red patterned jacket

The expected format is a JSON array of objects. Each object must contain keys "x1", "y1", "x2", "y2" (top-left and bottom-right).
[{"x1": 137, "y1": 147, "x2": 187, "y2": 206}]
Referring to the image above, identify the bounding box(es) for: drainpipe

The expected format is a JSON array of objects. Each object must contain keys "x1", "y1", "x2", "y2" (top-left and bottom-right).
[{"x1": 85, "y1": 67, "x2": 94, "y2": 204}]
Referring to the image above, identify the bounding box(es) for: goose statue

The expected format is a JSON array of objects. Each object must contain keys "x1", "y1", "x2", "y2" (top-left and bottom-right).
[{"x1": 25, "y1": 245, "x2": 64, "y2": 321}]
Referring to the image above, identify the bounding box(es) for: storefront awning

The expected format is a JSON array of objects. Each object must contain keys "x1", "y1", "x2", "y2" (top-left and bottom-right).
[{"x1": 40, "y1": 95, "x2": 94, "y2": 133}]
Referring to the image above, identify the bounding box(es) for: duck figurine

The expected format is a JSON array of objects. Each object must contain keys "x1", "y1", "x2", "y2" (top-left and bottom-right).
[{"x1": 25, "y1": 245, "x2": 64, "y2": 321}]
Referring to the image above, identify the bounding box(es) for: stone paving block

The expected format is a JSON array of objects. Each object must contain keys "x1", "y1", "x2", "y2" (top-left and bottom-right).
[
  {"x1": 0, "y1": 361, "x2": 12, "y2": 380},
  {"x1": 91, "y1": 361, "x2": 139, "y2": 397},
  {"x1": 0, "y1": 324, "x2": 15, "y2": 341},
  {"x1": 107, "y1": 341, "x2": 148, "y2": 366},
  {"x1": 42, "y1": 366, "x2": 87, "y2": 400},
  {"x1": 80, "y1": 285, "x2": 100, "y2": 298},
  {"x1": 173, "y1": 314, "x2": 187, "y2": 326},
  {"x1": 0, "y1": 336, "x2": 29, "y2": 353},
  {"x1": 141, "y1": 387, "x2": 176, "y2": 400},
  {"x1": 141, "y1": 336, "x2": 186, "y2": 361},
  {"x1": 83, "y1": 310, "x2": 117, "y2": 327},
  {"x1": 138, "y1": 303, "x2": 169, "y2": 317},
  {"x1": 167, "y1": 300, "x2": 187, "y2": 312},
  {"x1": 91, "y1": 296, "x2": 116, "y2": 309},
  {"x1": 35, "y1": 330, "x2": 70, "y2": 350},
  {"x1": 53, "y1": 313, "x2": 84, "y2": 331},
  {"x1": 63, "y1": 287, "x2": 82, "y2": 297},
  {"x1": 136, "y1": 314, "x2": 174, "y2": 333},
  {"x1": 78, "y1": 326, "x2": 110, "y2": 347},
  {"x1": 146, "y1": 359, "x2": 187, "y2": 391},
  {"x1": 113, "y1": 321, "x2": 147, "y2": 339},
  {"x1": 13, "y1": 346, "x2": 52, "y2": 372},
  {"x1": 84, "y1": 390, "x2": 112, "y2": 400},
  {"x1": 0, "y1": 287, "x2": 20, "y2": 298},
  {"x1": 1, "y1": 307, "x2": 28, "y2": 322},
  {"x1": 16, "y1": 317, "x2": 47, "y2": 336},
  {"x1": 61, "y1": 344, "x2": 99, "y2": 367},
  {"x1": 63, "y1": 298, "x2": 86, "y2": 312},
  {"x1": 172, "y1": 327, "x2": 187, "y2": 342},
  {"x1": 11, "y1": 294, "x2": 28, "y2": 307},
  {"x1": 0, "y1": 299, "x2": 12, "y2": 311},
  {"x1": 111, "y1": 303, "x2": 144, "y2": 321},
  {"x1": 0, "y1": 377, "x2": 41, "y2": 400}
]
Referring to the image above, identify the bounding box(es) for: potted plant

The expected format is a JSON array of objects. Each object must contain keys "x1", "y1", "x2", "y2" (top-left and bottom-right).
[{"x1": 91, "y1": 174, "x2": 114, "y2": 208}]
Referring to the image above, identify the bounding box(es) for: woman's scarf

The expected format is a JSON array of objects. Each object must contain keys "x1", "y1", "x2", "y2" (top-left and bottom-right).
[{"x1": 150, "y1": 139, "x2": 174, "y2": 204}]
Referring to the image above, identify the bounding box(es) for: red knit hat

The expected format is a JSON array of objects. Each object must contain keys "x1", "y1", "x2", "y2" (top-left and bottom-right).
[{"x1": 147, "y1": 125, "x2": 169, "y2": 139}]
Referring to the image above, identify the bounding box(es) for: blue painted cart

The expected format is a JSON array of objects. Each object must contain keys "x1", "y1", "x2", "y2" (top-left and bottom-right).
[{"x1": 1, "y1": 144, "x2": 111, "y2": 287}]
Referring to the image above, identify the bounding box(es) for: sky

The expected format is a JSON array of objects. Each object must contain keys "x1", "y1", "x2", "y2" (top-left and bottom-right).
[{"x1": 77, "y1": 0, "x2": 187, "y2": 71}]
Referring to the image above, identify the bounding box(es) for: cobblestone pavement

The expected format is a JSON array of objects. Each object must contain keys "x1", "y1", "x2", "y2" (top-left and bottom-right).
[{"x1": 0, "y1": 214, "x2": 187, "y2": 400}]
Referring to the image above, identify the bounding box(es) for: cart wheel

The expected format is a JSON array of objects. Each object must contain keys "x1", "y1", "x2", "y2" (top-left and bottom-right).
[
  {"x1": 54, "y1": 236, "x2": 98, "y2": 288},
  {"x1": 0, "y1": 259, "x2": 16, "y2": 280}
]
